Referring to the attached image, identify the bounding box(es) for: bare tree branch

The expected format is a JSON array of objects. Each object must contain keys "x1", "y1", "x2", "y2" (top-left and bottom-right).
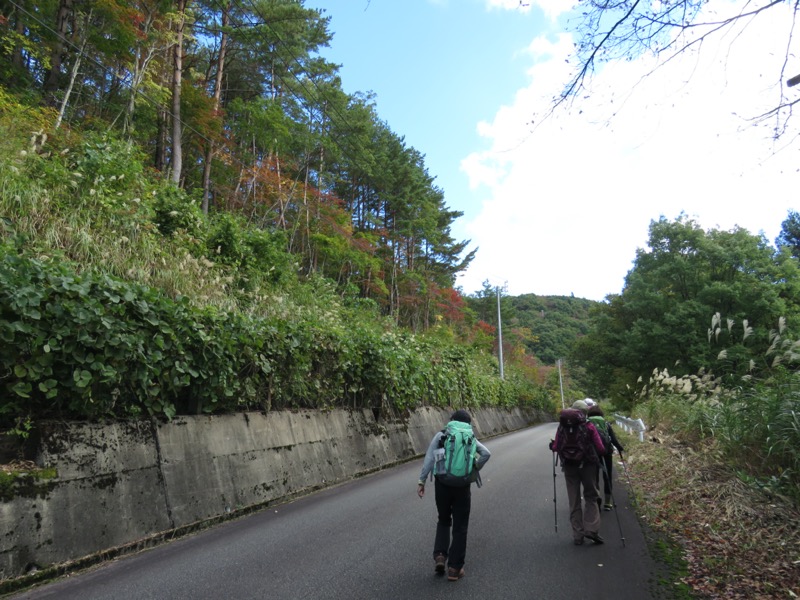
[{"x1": 544, "y1": 0, "x2": 799, "y2": 139}]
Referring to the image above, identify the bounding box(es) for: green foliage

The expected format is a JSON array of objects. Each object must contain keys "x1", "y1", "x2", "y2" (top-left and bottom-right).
[
  {"x1": 507, "y1": 294, "x2": 596, "y2": 365},
  {"x1": 776, "y1": 210, "x2": 800, "y2": 259},
  {"x1": 0, "y1": 245, "x2": 270, "y2": 423},
  {"x1": 68, "y1": 134, "x2": 147, "y2": 209},
  {"x1": 206, "y1": 212, "x2": 294, "y2": 289},
  {"x1": 574, "y1": 216, "x2": 800, "y2": 402},
  {"x1": 0, "y1": 0, "x2": 549, "y2": 434},
  {"x1": 0, "y1": 240, "x2": 546, "y2": 427},
  {"x1": 152, "y1": 185, "x2": 205, "y2": 239}
]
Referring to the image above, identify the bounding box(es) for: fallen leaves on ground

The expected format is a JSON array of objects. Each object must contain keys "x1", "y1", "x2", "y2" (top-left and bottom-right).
[{"x1": 624, "y1": 433, "x2": 800, "y2": 599}]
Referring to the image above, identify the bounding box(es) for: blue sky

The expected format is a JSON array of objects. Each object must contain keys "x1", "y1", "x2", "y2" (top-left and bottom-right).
[{"x1": 305, "y1": 0, "x2": 799, "y2": 301}]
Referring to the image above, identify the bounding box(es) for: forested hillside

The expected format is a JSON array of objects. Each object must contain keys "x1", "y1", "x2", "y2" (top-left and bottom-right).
[
  {"x1": 0, "y1": 0, "x2": 568, "y2": 434},
  {"x1": 465, "y1": 284, "x2": 596, "y2": 378},
  {"x1": 507, "y1": 294, "x2": 595, "y2": 365}
]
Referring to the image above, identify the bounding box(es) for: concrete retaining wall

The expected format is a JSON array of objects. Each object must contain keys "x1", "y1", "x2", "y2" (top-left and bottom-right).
[{"x1": 0, "y1": 406, "x2": 542, "y2": 582}]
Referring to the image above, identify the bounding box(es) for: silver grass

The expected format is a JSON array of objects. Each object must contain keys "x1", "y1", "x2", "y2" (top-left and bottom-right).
[{"x1": 767, "y1": 334, "x2": 780, "y2": 356}]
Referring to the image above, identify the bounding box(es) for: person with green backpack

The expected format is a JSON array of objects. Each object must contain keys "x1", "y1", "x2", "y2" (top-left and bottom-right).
[
  {"x1": 587, "y1": 404, "x2": 625, "y2": 511},
  {"x1": 417, "y1": 409, "x2": 491, "y2": 582}
]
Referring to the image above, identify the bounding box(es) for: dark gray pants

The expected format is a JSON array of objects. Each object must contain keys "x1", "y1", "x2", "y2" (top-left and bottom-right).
[{"x1": 562, "y1": 461, "x2": 601, "y2": 542}]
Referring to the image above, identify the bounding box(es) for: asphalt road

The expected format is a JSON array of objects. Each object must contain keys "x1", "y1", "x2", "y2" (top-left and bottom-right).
[{"x1": 9, "y1": 423, "x2": 664, "y2": 600}]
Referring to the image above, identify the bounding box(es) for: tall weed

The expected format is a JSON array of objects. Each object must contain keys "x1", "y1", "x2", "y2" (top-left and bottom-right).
[{"x1": 638, "y1": 366, "x2": 800, "y2": 502}]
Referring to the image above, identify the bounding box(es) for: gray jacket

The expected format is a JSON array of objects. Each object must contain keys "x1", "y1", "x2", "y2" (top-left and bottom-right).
[{"x1": 418, "y1": 430, "x2": 491, "y2": 484}]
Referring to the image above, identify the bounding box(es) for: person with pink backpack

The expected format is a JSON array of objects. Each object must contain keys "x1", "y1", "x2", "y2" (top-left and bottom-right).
[{"x1": 549, "y1": 400, "x2": 608, "y2": 545}]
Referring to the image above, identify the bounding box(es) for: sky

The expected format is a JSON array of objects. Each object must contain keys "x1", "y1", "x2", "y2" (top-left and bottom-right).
[{"x1": 304, "y1": 0, "x2": 800, "y2": 301}]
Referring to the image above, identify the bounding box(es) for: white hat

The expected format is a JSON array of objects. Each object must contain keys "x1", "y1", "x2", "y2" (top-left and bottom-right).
[
  {"x1": 571, "y1": 400, "x2": 589, "y2": 412},
  {"x1": 584, "y1": 398, "x2": 596, "y2": 407}
]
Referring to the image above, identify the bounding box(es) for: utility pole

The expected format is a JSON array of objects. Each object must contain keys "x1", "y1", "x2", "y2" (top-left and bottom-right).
[
  {"x1": 557, "y1": 359, "x2": 565, "y2": 409},
  {"x1": 496, "y1": 286, "x2": 504, "y2": 380}
]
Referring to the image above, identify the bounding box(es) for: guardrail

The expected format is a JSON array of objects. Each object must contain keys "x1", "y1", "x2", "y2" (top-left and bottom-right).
[{"x1": 613, "y1": 414, "x2": 647, "y2": 442}]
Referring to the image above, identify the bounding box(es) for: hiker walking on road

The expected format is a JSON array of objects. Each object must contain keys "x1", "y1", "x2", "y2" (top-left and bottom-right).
[
  {"x1": 549, "y1": 400, "x2": 607, "y2": 546},
  {"x1": 587, "y1": 404, "x2": 625, "y2": 510},
  {"x1": 418, "y1": 409, "x2": 491, "y2": 582}
]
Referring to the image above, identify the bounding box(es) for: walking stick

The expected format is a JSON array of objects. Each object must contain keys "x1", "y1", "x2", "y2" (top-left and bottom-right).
[
  {"x1": 552, "y1": 451, "x2": 558, "y2": 533},
  {"x1": 599, "y1": 460, "x2": 625, "y2": 547}
]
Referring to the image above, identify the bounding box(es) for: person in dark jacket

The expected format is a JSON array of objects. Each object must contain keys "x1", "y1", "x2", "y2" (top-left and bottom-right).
[
  {"x1": 587, "y1": 404, "x2": 625, "y2": 510},
  {"x1": 417, "y1": 409, "x2": 491, "y2": 581}
]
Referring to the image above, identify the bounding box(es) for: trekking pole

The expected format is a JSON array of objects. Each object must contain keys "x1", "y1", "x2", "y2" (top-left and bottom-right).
[
  {"x1": 552, "y1": 451, "x2": 558, "y2": 533},
  {"x1": 599, "y1": 460, "x2": 625, "y2": 547}
]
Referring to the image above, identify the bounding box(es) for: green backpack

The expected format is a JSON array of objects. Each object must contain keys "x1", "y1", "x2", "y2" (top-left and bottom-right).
[
  {"x1": 434, "y1": 420, "x2": 477, "y2": 487},
  {"x1": 588, "y1": 415, "x2": 612, "y2": 456}
]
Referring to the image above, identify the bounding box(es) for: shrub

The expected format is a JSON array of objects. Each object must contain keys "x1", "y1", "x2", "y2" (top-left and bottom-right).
[{"x1": 151, "y1": 184, "x2": 204, "y2": 238}]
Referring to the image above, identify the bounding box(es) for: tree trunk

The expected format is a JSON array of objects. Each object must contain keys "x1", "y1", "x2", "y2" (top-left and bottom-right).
[
  {"x1": 43, "y1": 0, "x2": 74, "y2": 107},
  {"x1": 11, "y1": 5, "x2": 26, "y2": 70},
  {"x1": 54, "y1": 40, "x2": 83, "y2": 130},
  {"x1": 124, "y1": 8, "x2": 159, "y2": 136},
  {"x1": 170, "y1": 0, "x2": 188, "y2": 186},
  {"x1": 155, "y1": 107, "x2": 168, "y2": 172},
  {"x1": 55, "y1": 10, "x2": 91, "y2": 130},
  {"x1": 202, "y1": 5, "x2": 229, "y2": 215}
]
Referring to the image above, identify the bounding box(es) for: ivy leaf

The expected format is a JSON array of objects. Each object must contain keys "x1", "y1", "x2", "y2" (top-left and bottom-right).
[{"x1": 73, "y1": 369, "x2": 92, "y2": 388}]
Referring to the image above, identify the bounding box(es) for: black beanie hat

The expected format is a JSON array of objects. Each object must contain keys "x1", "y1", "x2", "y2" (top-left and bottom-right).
[{"x1": 450, "y1": 409, "x2": 471, "y2": 424}]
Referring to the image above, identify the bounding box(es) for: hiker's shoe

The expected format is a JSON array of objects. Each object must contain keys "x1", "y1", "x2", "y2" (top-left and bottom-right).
[
  {"x1": 434, "y1": 554, "x2": 446, "y2": 574},
  {"x1": 447, "y1": 567, "x2": 465, "y2": 581},
  {"x1": 603, "y1": 503, "x2": 613, "y2": 511},
  {"x1": 585, "y1": 532, "x2": 605, "y2": 544}
]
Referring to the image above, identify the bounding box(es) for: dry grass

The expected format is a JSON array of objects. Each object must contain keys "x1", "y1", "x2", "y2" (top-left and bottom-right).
[
  {"x1": 0, "y1": 460, "x2": 37, "y2": 474},
  {"x1": 625, "y1": 431, "x2": 800, "y2": 598}
]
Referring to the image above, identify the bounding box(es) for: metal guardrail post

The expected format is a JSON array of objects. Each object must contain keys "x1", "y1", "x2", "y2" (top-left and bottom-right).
[{"x1": 613, "y1": 414, "x2": 647, "y2": 442}]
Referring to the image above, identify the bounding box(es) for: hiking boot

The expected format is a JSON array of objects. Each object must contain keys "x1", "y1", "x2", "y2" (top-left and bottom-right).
[
  {"x1": 603, "y1": 503, "x2": 613, "y2": 511},
  {"x1": 585, "y1": 532, "x2": 605, "y2": 544},
  {"x1": 447, "y1": 567, "x2": 465, "y2": 581},
  {"x1": 604, "y1": 494, "x2": 613, "y2": 510},
  {"x1": 434, "y1": 554, "x2": 446, "y2": 574}
]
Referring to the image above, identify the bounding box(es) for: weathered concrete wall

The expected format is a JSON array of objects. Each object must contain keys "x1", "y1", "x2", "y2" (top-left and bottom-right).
[{"x1": 0, "y1": 406, "x2": 541, "y2": 581}]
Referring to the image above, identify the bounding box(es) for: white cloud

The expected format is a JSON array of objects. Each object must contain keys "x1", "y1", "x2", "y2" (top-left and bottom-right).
[
  {"x1": 457, "y1": 2, "x2": 799, "y2": 301},
  {"x1": 485, "y1": 0, "x2": 530, "y2": 11},
  {"x1": 484, "y1": 0, "x2": 573, "y2": 20}
]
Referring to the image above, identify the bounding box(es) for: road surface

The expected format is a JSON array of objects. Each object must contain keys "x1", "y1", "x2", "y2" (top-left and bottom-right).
[{"x1": 9, "y1": 423, "x2": 665, "y2": 600}]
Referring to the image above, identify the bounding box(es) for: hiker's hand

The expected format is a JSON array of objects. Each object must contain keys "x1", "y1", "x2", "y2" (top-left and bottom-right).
[
  {"x1": 417, "y1": 484, "x2": 425, "y2": 499},
  {"x1": 548, "y1": 440, "x2": 554, "y2": 451}
]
